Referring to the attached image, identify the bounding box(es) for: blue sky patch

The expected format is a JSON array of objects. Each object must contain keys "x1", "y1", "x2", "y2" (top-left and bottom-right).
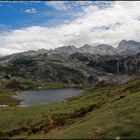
[{"x1": 0, "y1": 1, "x2": 114, "y2": 32}]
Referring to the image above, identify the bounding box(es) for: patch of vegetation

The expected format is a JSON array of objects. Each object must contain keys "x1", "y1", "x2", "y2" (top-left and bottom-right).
[
  {"x1": 0, "y1": 89, "x2": 19, "y2": 106},
  {"x1": 44, "y1": 82, "x2": 66, "y2": 89},
  {"x1": 3, "y1": 78, "x2": 41, "y2": 91}
]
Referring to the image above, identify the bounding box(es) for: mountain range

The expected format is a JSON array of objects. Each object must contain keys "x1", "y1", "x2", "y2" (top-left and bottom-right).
[
  {"x1": 53, "y1": 40, "x2": 140, "y2": 56},
  {"x1": 0, "y1": 39, "x2": 140, "y2": 86},
  {"x1": 1, "y1": 40, "x2": 140, "y2": 61}
]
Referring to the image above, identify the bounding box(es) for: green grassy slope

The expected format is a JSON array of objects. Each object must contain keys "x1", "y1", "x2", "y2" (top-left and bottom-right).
[
  {"x1": 0, "y1": 89, "x2": 19, "y2": 106},
  {"x1": 0, "y1": 78, "x2": 140, "y2": 139}
]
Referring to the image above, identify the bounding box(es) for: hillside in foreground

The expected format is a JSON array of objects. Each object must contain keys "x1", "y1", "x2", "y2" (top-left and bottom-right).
[{"x1": 0, "y1": 77, "x2": 140, "y2": 139}]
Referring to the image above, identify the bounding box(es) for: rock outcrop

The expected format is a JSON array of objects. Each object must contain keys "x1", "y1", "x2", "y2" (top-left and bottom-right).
[{"x1": 117, "y1": 53, "x2": 140, "y2": 74}]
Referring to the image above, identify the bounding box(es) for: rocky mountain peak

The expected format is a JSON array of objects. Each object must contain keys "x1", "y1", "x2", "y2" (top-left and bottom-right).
[
  {"x1": 81, "y1": 44, "x2": 92, "y2": 49},
  {"x1": 96, "y1": 44, "x2": 114, "y2": 49},
  {"x1": 119, "y1": 39, "x2": 127, "y2": 45},
  {"x1": 117, "y1": 40, "x2": 140, "y2": 55},
  {"x1": 54, "y1": 45, "x2": 78, "y2": 54},
  {"x1": 118, "y1": 40, "x2": 140, "y2": 48},
  {"x1": 79, "y1": 44, "x2": 92, "y2": 52}
]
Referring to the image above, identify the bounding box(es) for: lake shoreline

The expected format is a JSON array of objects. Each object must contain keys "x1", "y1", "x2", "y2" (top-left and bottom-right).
[
  {"x1": 0, "y1": 82, "x2": 86, "y2": 107},
  {"x1": 12, "y1": 88, "x2": 84, "y2": 106},
  {"x1": 12, "y1": 83, "x2": 84, "y2": 94}
]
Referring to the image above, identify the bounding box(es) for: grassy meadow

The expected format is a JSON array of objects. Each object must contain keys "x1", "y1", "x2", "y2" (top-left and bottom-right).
[{"x1": 0, "y1": 78, "x2": 140, "y2": 139}]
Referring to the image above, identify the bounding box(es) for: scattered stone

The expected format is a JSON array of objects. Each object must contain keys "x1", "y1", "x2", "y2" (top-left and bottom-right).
[
  {"x1": 115, "y1": 136, "x2": 120, "y2": 140},
  {"x1": 0, "y1": 104, "x2": 9, "y2": 107}
]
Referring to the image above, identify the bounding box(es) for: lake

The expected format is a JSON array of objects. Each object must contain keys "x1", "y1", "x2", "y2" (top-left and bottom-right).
[{"x1": 12, "y1": 88, "x2": 83, "y2": 106}]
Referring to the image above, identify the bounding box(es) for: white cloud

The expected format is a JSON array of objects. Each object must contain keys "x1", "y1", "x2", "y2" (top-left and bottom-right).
[
  {"x1": 45, "y1": 1, "x2": 68, "y2": 11},
  {"x1": 0, "y1": 1, "x2": 140, "y2": 55},
  {"x1": 25, "y1": 8, "x2": 38, "y2": 14},
  {"x1": 45, "y1": 1, "x2": 95, "y2": 11}
]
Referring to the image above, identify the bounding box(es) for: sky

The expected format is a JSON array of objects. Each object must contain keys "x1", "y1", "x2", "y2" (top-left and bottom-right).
[{"x1": 0, "y1": 1, "x2": 140, "y2": 55}]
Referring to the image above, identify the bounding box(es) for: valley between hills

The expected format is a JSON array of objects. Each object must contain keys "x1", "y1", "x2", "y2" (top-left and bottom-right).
[{"x1": 0, "y1": 40, "x2": 140, "y2": 139}]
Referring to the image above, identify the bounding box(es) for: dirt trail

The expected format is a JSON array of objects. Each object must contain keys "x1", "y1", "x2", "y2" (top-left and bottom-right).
[{"x1": 48, "y1": 115, "x2": 54, "y2": 125}]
